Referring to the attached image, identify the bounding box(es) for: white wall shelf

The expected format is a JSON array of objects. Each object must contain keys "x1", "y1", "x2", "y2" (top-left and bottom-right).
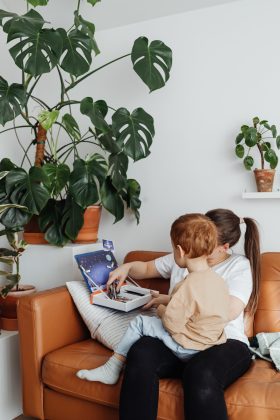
[{"x1": 242, "y1": 192, "x2": 280, "y2": 199}]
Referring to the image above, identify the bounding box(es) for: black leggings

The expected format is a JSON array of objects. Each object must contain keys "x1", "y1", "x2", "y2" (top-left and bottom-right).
[{"x1": 119, "y1": 337, "x2": 252, "y2": 420}]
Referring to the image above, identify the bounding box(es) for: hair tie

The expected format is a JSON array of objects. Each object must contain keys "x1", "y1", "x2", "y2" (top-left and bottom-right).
[{"x1": 240, "y1": 217, "x2": 245, "y2": 224}]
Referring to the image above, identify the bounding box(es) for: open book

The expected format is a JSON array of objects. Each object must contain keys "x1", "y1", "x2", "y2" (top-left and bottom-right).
[{"x1": 74, "y1": 250, "x2": 155, "y2": 312}]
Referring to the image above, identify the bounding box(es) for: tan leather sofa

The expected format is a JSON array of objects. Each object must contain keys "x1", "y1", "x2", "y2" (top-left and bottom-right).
[{"x1": 18, "y1": 251, "x2": 280, "y2": 420}]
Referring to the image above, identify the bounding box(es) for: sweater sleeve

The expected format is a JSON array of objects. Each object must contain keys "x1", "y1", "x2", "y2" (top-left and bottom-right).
[
  {"x1": 157, "y1": 304, "x2": 166, "y2": 318},
  {"x1": 162, "y1": 279, "x2": 195, "y2": 335}
]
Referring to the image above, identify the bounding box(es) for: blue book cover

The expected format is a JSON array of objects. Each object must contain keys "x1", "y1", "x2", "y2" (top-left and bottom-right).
[{"x1": 74, "y1": 250, "x2": 118, "y2": 293}]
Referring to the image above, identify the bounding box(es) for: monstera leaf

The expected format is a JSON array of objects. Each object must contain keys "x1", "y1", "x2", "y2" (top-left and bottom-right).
[
  {"x1": 62, "y1": 113, "x2": 81, "y2": 141},
  {"x1": 0, "y1": 158, "x2": 16, "y2": 195},
  {"x1": 27, "y1": 0, "x2": 49, "y2": 6},
  {"x1": 95, "y1": 129, "x2": 121, "y2": 154},
  {"x1": 39, "y1": 199, "x2": 68, "y2": 247},
  {"x1": 0, "y1": 9, "x2": 43, "y2": 31},
  {"x1": 124, "y1": 179, "x2": 141, "y2": 224},
  {"x1": 6, "y1": 10, "x2": 63, "y2": 76},
  {"x1": 0, "y1": 77, "x2": 26, "y2": 126},
  {"x1": 87, "y1": 0, "x2": 101, "y2": 5},
  {"x1": 61, "y1": 196, "x2": 84, "y2": 241},
  {"x1": 38, "y1": 110, "x2": 59, "y2": 130},
  {"x1": 131, "y1": 37, "x2": 172, "y2": 92},
  {"x1": 100, "y1": 177, "x2": 124, "y2": 223},
  {"x1": 42, "y1": 163, "x2": 70, "y2": 197},
  {"x1": 58, "y1": 28, "x2": 92, "y2": 76},
  {"x1": 69, "y1": 154, "x2": 107, "y2": 208},
  {"x1": 5, "y1": 167, "x2": 49, "y2": 214},
  {"x1": 109, "y1": 153, "x2": 128, "y2": 191},
  {"x1": 112, "y1": 107, "x2": 154, "y2": 161},
  {"x1": 74, "y1": 12, "x2": 99, "y2": 56},
  {"x1": 38, "y1": 197, "x2": 84, "y2": 246},
  {"x1": 80, "y1": 97, "x2": 109, "y2": 133}
]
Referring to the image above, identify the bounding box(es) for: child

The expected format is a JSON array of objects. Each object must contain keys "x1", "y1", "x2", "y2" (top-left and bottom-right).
[{"x1": 76, "y1": 213, "x2": 230, "y2": 384}]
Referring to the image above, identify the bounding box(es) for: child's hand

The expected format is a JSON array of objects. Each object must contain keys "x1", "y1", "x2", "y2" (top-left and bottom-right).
[{"x1": 142, "y1": 293, "x2": 170, "y2": 310}]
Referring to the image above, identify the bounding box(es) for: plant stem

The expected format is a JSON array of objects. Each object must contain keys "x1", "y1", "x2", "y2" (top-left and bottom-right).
[
  {"x1": 56, "y1": 66, "x2": 66, "y2": 103},
  {"x1": 0, "y1": 125, "x2": 31, "y2": 135},
  {"x1": 55, "y1": 100, "x2": 80, "y2": 111},
  {"x1": 62, "y1": 146, "x2": 75, "y2": 164},
  {"x1": 65, "y1": 53, "x2": 131, "y2": 93},
  {"x1": 26, "y1": 76, "x2": 41, "y2": 100},
  {"x1": 257, "y1": 143, "x2": 264, "y2": 169},
  {"x1": 77, "y1": 0, "x2": 81, "y2": 14},
  {"x1": 57, "y1": 140, "x2": 99, "y2": 160},
  {"x1": 54, "y1": 121, "x2": 72, "y2": 137},
  {"x1": 20, "y1": 112, "x2": 33, "y2": 128},
  {"x1": 31, "y1": 95, "x2": 51, "y2": 111},
  {"x1": 13, "y1": 121, "x2": 32, "y2": 167},
  {"x1": 20, "y1": 139, "x2": 35, "y2": 167}
]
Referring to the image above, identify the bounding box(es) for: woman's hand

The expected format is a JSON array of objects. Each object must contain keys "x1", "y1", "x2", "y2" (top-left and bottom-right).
[
  {"x1": 107, "y1": 263, "x2": 131, "y2": 291},
  {"x1": 142, "y1": 293, "x2": 170, "y2": 310},
  {"x1": 107, "y1": 260, "x2": 160, "y2": 292}
]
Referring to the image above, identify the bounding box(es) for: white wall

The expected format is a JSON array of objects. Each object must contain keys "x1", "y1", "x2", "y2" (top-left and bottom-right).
[{"x1": 1, "y1": 0, "x2": 280, "y2": 263}]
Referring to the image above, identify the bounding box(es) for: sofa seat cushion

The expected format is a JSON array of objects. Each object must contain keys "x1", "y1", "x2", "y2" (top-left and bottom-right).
[
  {"x1": 42, "y1": 339, "x2": 184, "y2": 418},
  {"x1": 42, "y1": 340, "x2": 280, "y2": 419},
  {"x1": 225, "y1": 359, "x2": 280, "y2": 418}
]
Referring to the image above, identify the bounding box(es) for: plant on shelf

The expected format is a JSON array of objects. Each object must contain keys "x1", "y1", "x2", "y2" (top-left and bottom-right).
[
  {"x1": 0, "y1": 172, "x2": 28, "y2": 296},
  {"x1": 0, "y1": 230, "x2": 28, "y2": 298},
  {"x1": 0, "y1": 0, "x2": 172, "y2": 246},
  {"x1": 235, "y1": 117, "x2": 280, "y2": 192},
  {"x1": 0, "y1": 174, "x2": 34, "y2": 331}
]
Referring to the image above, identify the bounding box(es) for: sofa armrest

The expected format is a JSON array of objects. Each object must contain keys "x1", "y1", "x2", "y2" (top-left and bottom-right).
[
  {"x1": 18, "y1": 286, "x2": 89, "y2": 419},
  {"x1": 123, "y1": 250, "x2": 170, "y2": 294}
]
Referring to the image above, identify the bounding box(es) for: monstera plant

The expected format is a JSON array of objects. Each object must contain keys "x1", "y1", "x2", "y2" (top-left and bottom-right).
[{"x1": 0, "y1": 0, "x2": 172, "y2": 246}]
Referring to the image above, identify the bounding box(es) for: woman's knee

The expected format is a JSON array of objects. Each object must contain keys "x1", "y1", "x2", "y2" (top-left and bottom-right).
[
  {"x1": 126, "y1": 337, "x2": 159, "y2": 366},
  {"x1": 183, "y1": 364, "x2": 221, "y2": 392}
]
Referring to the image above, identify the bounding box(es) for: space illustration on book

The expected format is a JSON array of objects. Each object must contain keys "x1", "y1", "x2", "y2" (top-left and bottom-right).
[{"x1": 74, "y1": 243, "x2": 155, "y2": 312}]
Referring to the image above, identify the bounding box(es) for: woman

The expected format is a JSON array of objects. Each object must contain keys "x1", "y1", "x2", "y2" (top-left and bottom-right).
[{"x1": 107, "y1": 209, "x2": 260, "y2": 420}]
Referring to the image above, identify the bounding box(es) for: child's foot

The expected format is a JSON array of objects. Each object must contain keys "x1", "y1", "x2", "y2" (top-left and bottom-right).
[{"x1": 76, "y1": 355, "x2": 124, "y2": 384}]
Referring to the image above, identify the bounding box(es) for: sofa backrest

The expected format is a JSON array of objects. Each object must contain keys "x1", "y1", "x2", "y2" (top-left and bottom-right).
[
  {"x1": 123, "y1": 251, "x2": 280, "y2": 337},
  {"x1": 254, "y1": 252, "x2": 280, "y2": 335},
  {"x1": 124, "y1": 251, "x2": 170, "y2": 294}
]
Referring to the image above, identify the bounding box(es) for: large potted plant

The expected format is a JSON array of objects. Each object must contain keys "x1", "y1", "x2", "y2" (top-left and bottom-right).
[
  {"x1": 0, "y1": 0, "x2": 172, "y2": 246},
  {"x1": 235, "y1": 117, "x2": 280, "y2": 191}
]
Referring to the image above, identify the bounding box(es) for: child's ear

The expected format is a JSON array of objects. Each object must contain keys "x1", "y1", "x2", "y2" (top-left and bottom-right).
[
  {"x1": 177, "y1": 245, "x2": 185, "y2": 258},
  {"x1": 223, "y1": 243, "x2": 230, "y2": 252}
]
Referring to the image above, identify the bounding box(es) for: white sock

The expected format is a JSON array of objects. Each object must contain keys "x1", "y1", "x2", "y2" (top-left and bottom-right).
[{"x1": 76, "y1": 354, "x2": 124, "y2": 384}]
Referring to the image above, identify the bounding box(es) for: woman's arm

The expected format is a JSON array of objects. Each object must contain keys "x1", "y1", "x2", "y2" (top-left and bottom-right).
[
  {"x1": 228, "y1": 295, "x2": 245, "y2": 321},
  {"x1": 107, "y1": 260, "x2": 160, "y2": 290}
]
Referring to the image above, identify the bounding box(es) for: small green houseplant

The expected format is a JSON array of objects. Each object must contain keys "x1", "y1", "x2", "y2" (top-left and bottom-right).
[
  {"x1": 235, "y1": 117, "x2": 280, "y2": 191},
  {"x1": 0, "y1": 230, "x2": 28, "y2": 298},
  {"x1": 0, "y1": 0, "x2": 172, "y2": 246},
  {"x1": 0, "y1": 171, "x2": 29, "y2": 297},
  {"x1": 0, "y1": 228, "x2": 31, "y2": 331}
]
